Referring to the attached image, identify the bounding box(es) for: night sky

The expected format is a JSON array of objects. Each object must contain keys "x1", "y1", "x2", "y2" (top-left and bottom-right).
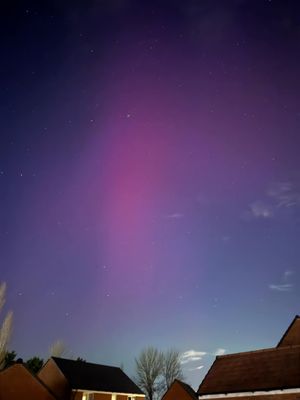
[{"x1": 1, "y1": 0, "x2": 300, "y2": 389}]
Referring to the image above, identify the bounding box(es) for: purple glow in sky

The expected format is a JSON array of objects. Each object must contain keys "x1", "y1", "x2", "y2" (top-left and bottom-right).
[{"x1": 1, "y1": 0, "x2": 300, "y2": 389}]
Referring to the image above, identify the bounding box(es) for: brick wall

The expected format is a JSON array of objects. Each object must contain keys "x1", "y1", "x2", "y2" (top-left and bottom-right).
[{"x1": 73, "y1": 392, "x2": 144, "y2": 400}]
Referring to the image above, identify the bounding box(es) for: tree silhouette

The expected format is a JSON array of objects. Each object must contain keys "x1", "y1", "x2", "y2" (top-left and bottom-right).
[
  {"x1": 3, "y1": 350, "x2": 17, "y2": 369},
  {"x1": 135, "y1": 347, "x2": 164, "y2": 400},
  {"x1": 135, "y1": 347, "x2": 184, "y2": 400},
  {"x1": 26, "y1": 356, "x2": 44, "y2": 374},
  {"x1": 161, "y1": 349, "x2": 184, "y2": 392}
]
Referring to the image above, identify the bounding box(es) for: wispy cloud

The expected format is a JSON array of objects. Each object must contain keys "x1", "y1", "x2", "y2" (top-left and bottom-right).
[
  {"x1": 269, "y1": 283, "x2": 293, "y2": 292},
  {"x1": 214, "y1": 348, "x2": 226, "y2": 356},
  {"x1": 244, "y1": 178, "x2": 300, "y2": 221},
  {"x1": 188, "y1": 365, "x2": 204, "y2": 371},
  {"x1": 249, "y1": 201, "x2": 273, "y2": 219},
  {"x1": 180, "y1": 350, "x2": 206, "y2": 364},
  {"x1": 164, "y1": 213, "x2": 184, "y2": 219},
  {"x1": 267, "y1": 181, "x2": 300, "y2": 208},
  {"x1": 269, "y1": 270, "x2": 294, "y2": 292}
]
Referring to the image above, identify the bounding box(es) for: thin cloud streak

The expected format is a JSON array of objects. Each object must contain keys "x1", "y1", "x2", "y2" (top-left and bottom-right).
[
  {"x1": 269, "y1": 283, "x2": 293, "y2": 292},
  {"x1": 245, "y1": 179, "x2": 300, "y2": 221},
  {"x1": 268, "y1": 181, "x2": 300, "y2": 208},
  {"x1": 164, "y1": 213, "x2": 184, "y2": 219},
  {"x1": 180, "y1": 350, "x2": 206, "y2": 364},
  {"x1": 269, "y1": 269, "x2": 295, "y2": 292},
  {"x1": 188, "y1": 365, "x2": 204, "y2": 371}
]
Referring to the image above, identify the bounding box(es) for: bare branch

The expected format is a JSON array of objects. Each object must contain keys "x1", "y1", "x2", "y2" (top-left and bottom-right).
[
  {"x1": 135, "y1": 347, "x2": 164, "y2": 400},
  {"x1": 49, "y1": 340, "x2": 69, "y2": 358},
  {"x1": 0, "y1": 282, "x2": 6, "y2": 313},
  {"x1": 0, "y1": 282, "x2": 13, "y2": 369},
  {"x1": 162, "y1": 349, "x2": 184, "y2": 391}
]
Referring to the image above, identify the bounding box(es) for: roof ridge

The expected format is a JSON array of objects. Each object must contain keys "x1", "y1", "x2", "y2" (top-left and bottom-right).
[
  {"x1": 50, "y1": 357, "x2": 144, "y2": 395},
  {"x1": 2, "y1": 363, "x2": 60, "y2": 400},
  {"x1": 176, "y1": 380, "x2": 195, "y2": 390},
  {"x1": 197, "y1": 358, "x2": 218, "y2": 395},
  {"x1": 216, "y1": 343, "x2": 300, "y2": 359},
  {"x1": 52, "y1": 357, "x2": 121, "y2": 370},
  {"x1": 198, "y1": 317, "x2": 300, "y2": 396},
  {"x1": 277, "y1": 315, "x2": 300, "y2": 347},
  {"x1": 162, "y1": 379, "x2": 197, "y2": 400}
]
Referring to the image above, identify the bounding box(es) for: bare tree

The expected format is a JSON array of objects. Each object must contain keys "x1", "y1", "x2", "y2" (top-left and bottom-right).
[
  {"x1": 49, "y1": 340, "x2": 69, "y2": 358},
  {"x1": 135, "y1": 347, "x2": 164, "y2": 400},
  {"x1": 0, "y1": 282, "x2": 13, "y2": 370},
  {"x1": 162, "y1": 349, "x2": 184, "y2": 391}
]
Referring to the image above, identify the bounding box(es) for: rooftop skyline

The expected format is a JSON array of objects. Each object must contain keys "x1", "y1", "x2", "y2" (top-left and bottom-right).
[{"x1": 1, "y1": 0, "x2": 300, "y2": 389}]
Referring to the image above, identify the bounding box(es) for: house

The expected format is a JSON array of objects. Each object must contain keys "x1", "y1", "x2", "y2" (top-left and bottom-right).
[
  {"x1": 197, "y1": 315, "x2": 300, "y2": 400},
  {"x1": 0, "y1": 361, "x2": 57, "y2": 400},
  {"x1": 38, "y1": 357, "x2": 145, "y2": 400},
  {"x1": 162, "y1": 379, "x2": 198, "y2": 400}
]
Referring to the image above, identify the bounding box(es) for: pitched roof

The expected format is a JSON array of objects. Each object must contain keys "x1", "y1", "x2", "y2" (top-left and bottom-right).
[
  {"x1": 277, "y1": 315, "x2": 300, "y2": 347},
  {"x1": 162, "y1": 379, "x2": 198, "y2": 400},
  {"x1": 0, "y1": 363, "x2": 59, "y2": 400},
  {"x1": 175, "y1": 380, "x2": 199, "y2": 400},
  {"x1": 198, "y1": 344, "x2": 300, "y2": 395},
  {"x1": 52, "y1": 357, "x2": 144, "y2": 394}
]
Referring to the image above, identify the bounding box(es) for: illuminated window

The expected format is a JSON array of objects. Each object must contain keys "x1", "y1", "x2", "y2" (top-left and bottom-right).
[
  {"x1": 112, "y1": 394, "x2": 117, "y2": 400},
  {"x1": 82, "y1": 394, "x2": 94, "y2": 400}
]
